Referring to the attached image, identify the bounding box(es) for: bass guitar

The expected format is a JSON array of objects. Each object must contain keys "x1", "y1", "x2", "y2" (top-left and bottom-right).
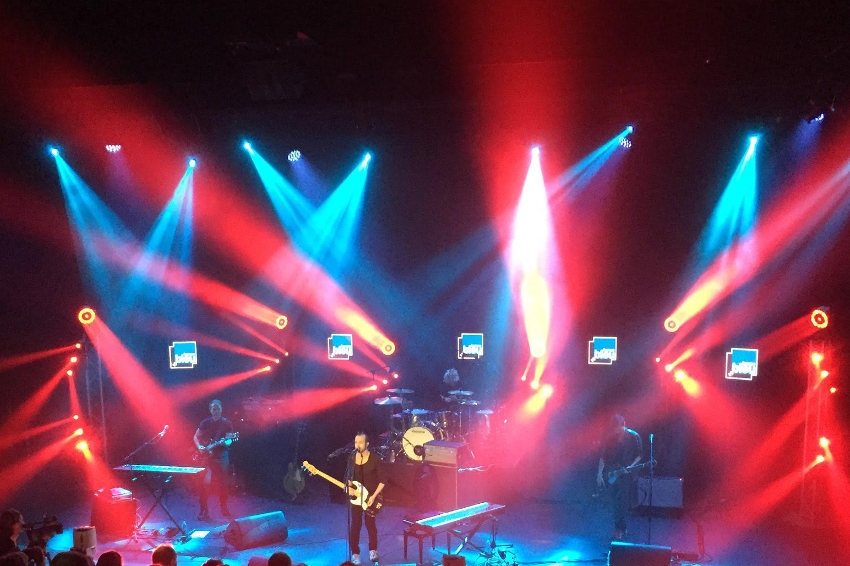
[
  {"x1": 283, "y1": 423, "x2": 307, "y2": 501},
  {"x1": 606, "y1": 459, "x2": 656, "y2": 485},
  {"x1": 302, "y1": 460, "x2": 383, "y2": 517},
  {"x1": 193, "y1": 432, "x2": 240, "y2": 463}
]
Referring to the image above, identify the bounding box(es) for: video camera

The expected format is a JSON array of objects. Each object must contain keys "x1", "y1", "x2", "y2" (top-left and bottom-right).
[{"x1": 23, "y1": 515, "x2": 63, "y2": 548}]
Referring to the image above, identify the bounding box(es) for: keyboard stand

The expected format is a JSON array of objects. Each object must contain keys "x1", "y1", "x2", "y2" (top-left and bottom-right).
[{"x1": 134, "y1": 474, "x2": 189, "y2": 540}]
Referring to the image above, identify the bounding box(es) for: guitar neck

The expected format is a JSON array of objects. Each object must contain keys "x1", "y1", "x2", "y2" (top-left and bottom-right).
[{"x1": 311, "y1": 468, "x2": 345, "y2": 490}]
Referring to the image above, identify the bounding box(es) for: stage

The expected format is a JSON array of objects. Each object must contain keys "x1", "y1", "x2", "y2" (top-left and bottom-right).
[{"x1": 34, "y1": 469, "x2": 840, "y2": 566}]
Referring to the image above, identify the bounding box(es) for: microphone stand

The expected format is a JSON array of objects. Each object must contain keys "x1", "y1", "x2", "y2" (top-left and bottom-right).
[
  {"x1": 122, "y1": 429, "x2": 165, "y2": 464},
  {"x1": 647, "y1": 432, "x2": 655, "y2": 545},
  {"x1": 343, "y1": 450, "x2": 356, "y2": 563}
]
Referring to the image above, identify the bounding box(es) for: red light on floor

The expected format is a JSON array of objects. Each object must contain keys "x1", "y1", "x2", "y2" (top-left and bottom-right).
[
  {"x1": 78, "y1": 307, "x2": 96, "y2": 325},
  {"x1": 275, "y1": 315, "x2": 288, "y2": 329},
  {"x1": 810, "y1": 308, "x2": 829, "y2": 329}
]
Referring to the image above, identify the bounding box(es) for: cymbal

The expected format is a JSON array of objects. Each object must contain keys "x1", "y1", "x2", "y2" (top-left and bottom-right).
[
  {"x1": 476, "y1": 409, "x2": 494, "y2": 415},
  {"x1": 373, "y1": 396, "x2": 402, "y2": 406},
  {"x1": 386, "y1": 388, "x2": 414, "y2": 395},
  {"x1": 448, "y1": 390, "x2": 474, "y2": 396},
  {"x1": 459, "y1": 399, "x2": 480, "y2": 406}
]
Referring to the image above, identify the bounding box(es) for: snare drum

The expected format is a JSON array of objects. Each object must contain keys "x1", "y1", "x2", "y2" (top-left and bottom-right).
[{"x1": 401, "y1": 425, "x2": 435, "y2": 460}]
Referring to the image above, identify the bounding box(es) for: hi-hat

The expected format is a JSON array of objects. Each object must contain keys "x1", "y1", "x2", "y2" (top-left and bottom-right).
[
  {"x1": 373, "y1": 397, "x2": 402, "y2": 406},
  {"x1": 386, "y1": 388, "x2": 414, "y2": 395},
  {"x1": 448, "y1": 390, "x2": 474, "y2": 396}
]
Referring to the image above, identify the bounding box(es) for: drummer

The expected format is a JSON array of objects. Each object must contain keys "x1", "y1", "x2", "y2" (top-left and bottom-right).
[{"x1": 439, "y1": 368, "x2": 463, "y2": 403}]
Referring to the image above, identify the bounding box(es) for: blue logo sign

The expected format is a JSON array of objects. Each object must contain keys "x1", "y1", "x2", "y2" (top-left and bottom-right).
[
  {"x1": 457, "y1": 333, "x2": 484, "y2": 359},
  {"x1": 328, "y1": 334, "x2": 354, "y2": 360},
  {"x1": 588, "y1": 336, "x2": 618, "y2": 365},
  {"x1": 726, "y1": 348, "x2": 758, "y2": 380},
  {"x1": 169, "y1": 341, "x2": 198, "y2": 369}
]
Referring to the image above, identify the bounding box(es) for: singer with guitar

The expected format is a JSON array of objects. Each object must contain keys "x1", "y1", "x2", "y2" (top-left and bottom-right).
[
  {"x1": 193, "y1": 399, "x2": 236, "y2": 521},
  {"x1": 596, "y1": 414, "x2": 642, "y2": 541},
  {"x1": 346, "y1": 432, "x2": 386, "y2": 565}
]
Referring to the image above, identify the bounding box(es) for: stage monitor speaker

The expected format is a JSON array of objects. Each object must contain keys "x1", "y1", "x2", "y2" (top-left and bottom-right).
[
  {"x1": 635, "y1": 476, "x2": 683, "y2": 509},
  {"x1": 609, "y1": 541, "x2": 672, "y2": 566},
  {"x1": 90, "y1": 490, "x2": 136, "y2": 538},
  {"x1": 225, "y1": 511, "x2": 288, "y2": 550}
]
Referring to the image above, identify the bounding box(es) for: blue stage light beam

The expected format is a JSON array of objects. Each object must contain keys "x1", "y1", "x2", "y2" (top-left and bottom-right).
[
  {"x1": 116, "y1": 166, "x2": 195, "y2": 324},
  {"x1": 693, "y1": 135, "x2": 760, "y2": 271},
  {"x1": 245, "y1": 146, "x2": 315, "y2": 239},
  {"x1": 551, "y1": 126, "x2": 632, "y2": 201},
  {"x1": 51, "y1": 153, "x2": 137, "y2": 310}
]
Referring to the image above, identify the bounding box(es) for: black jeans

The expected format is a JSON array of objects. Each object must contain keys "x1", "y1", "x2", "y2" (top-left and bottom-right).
[
  {"x1": 199, "y1": 451, "x2": 230, "y2": 511},
  {"x1": 609, "y1": 477, "x2": 633, "y2": 531},
  {"x1": 349, "y1": 506, "x2": 378, "y2": 554}
]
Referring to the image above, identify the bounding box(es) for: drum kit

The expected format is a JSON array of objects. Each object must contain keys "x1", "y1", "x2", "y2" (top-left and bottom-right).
[{"x1": 373, "y1": 388, "x2": 492, "y2": 462}]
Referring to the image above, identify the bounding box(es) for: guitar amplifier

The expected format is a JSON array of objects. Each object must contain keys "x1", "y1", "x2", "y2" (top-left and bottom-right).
[{"x1": 424, "y1": 440, "x2": 465, "y2": 466}]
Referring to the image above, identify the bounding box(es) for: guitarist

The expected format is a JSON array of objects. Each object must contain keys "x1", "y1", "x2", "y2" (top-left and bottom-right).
[
  {"x1": 596, "y1": 414, "x2": 642, "y2": 541},
  {"x1": 193, "y1": 399, "x2": 235, "y2": 521},
  {"x1": 346, "y1": 432, "x2": 386, "y2": 565}
]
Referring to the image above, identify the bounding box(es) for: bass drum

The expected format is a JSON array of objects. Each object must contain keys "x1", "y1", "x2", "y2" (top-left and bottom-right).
[{"x1": 401, "y1": 426, "x2": 435, "y2": 461}]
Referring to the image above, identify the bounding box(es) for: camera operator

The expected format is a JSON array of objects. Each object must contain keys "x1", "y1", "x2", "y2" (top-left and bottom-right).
[
  {"x1": 0, "y1": 509, "x2": 25, "y2": 556},
  {"x1": 0, "y1": 510, "x2": 48, "y2": 566}
]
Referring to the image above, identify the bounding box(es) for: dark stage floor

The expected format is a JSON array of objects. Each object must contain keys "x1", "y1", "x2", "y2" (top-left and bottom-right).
[{"x1": 31, "y1": 468, "x2": 843, "y2": 566}]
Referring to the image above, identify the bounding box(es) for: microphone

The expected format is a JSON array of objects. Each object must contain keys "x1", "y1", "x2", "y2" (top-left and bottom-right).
[{"x1": 159, "y1": 425, "x2": 169, "y2": 438}]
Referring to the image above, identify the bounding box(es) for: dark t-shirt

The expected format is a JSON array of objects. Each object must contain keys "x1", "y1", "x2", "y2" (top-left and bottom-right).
[
  {"x1": 197, "y1": 417, "x2": 234, "y2": 456},
  {"x1": 601, "y1": 427, "x2": 642, "y2": 470},
  {"x1": 350, "y1": 452, "x2": 387, "y2": 495}
]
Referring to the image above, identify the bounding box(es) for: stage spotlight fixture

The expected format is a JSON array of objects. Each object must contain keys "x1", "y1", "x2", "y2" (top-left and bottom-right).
[
  {"x1": 829, "y1": 387, "x2": 837, "y2": 394},
  {"x1": 274, "y1": 359, "x2": 280, "y2": 364},
  {"x1": 48, "y1": 147, "x2": 59, "y2": 157},
  {"x1": 242, "y1": 141, "x2": 253, "y2": 154},
  {"x1": 819, "y1": 437, "x2": 830, "y2": 448},
  {"x1": 75, "y1": 440, "x2": 89, "y2": 452},
  {"x1": 815, "y1": 454, "x2": 825, "y2": 464},
  {"x1": 664, "y1": 318, "x2": 679, "y2": 332},
  {"x1": 105, "y1": 144, "x2": 122, "y2": 153},
  {"x1": 531, "y1": 146, "x2": 540, "y2": 157},
  {"x1": 287, "y1": 150, "x2": 301, "y2": 162},
  {"x1": 811, "y1": 307, "x2": 829, "y2": 329},
  {"x1": 655, "y1": 357, "x2": 661, "y2": 363},
  {"x1": 618, "y1": 137, "x2": 632, "y2": 149},
  {"x1": 382, "y1": 379, "x2": 388, "y2": 385},
  {"x1": 73, "y1": 414, "x2": 80, "y2": 420},
  {"x1": 275, "y1": 315, "x2": 288, "y2": 329},
  {"x1": 77, "y1": 307, "x2": 96, "y2": 325},
  {"x1": 75, "y1": 343, "x2": 82, "y2": 349},
  {"x1": 382, "y1": 342, "x2": 396, "y2": 356},
  {"x1": 188, "y1": 158, "x2": 197, "y2": 168},
  {"x1": 359, "y1": 153, "x2": 372, "y2": 169},
  {"x1": 820, "y1": 370, "x2": 829, "y2": 380},
  {"x1": 664, "y1": 364, "x2": 674, "y2": 373},
  {"x1": 626, "y1": 125, "x2": 634, "y2": 133},
  {"x1": 66, "y1": 370, "x2": 73, "y2": 377},
  {"x1": 70, "y1": 356, "x2": 78, "y2": 363},
  {"x1": 811, "y1": 351, "x2": 824, "y2": 365},
  {"x1": 74, "y1": 428, "x2": 84, "y2": 436}
]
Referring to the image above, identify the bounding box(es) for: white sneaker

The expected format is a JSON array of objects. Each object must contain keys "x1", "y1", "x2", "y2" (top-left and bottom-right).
[
  {"x1": 351, "y1": 554, "x2": 361, "y2": 565},
  {"x1": 369, "y1": 550, "x2": 379, "y2": 562}
]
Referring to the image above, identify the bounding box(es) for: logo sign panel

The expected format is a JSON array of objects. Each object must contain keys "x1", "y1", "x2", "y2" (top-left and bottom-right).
[
  {"x1": 328, "y1": 334, "x2": 354, "y2": 360},
  {"x1": 726, "y1": 348, "x2": 758, "y2": 380},
  {"x1": 457, "y1": 333, "x2": 484, "y2": 359},
  {"x1": 169, "y1": 341, "x2": 198, "y2": 369},
  {"x1": 588, "y1": 336, "x2": 618, "y2": 365}
]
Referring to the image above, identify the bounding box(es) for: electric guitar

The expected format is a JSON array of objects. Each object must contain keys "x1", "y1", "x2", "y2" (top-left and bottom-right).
[
  {"x1": 606, "y1": 459, "x2": 656, "y2": 485},
  {"x1": 302, "y1": 460, "x2": 383, "y2": 517},
  {"x1": 193, "y1": 432, "x2": 239, "y2": 462},
  {"x1": 283, "y1": 423, "x2": 307, "y2": 501}
]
